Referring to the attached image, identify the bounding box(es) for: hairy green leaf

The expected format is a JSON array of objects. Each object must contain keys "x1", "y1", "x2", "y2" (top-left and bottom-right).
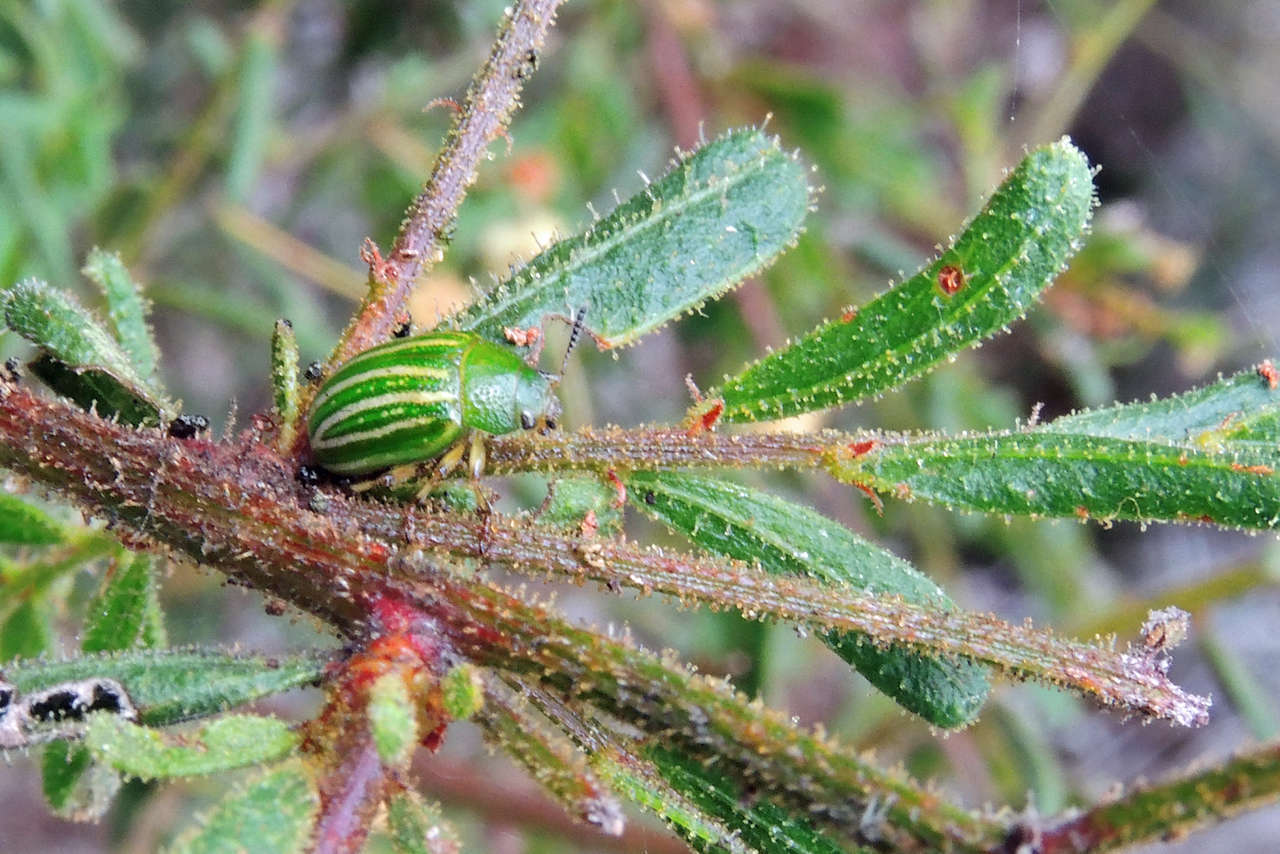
[
  {"x1": 368, "y1": 673, "x2": 416, "y2": 767},
  {"x1": 1043, "y1": 363, "x2": 1280, "y2": 446},
  {"x1": 836, "y1": 431, "x2": 1280, "y2": 528},
  {"x1": 476, "y1": 676, "x2": 624, "y2": 836},
  {"x1": 165, "y1": 761, "x2": 318, "y2": 854},
  {"x1": 644, "y1": 746, "x2": 857, "y2": 854},
  {"x1": 628, "y1": 471, "x2": 990, "y2": 728},
  {"x1": 0, "y1": 493, "x2": 66, "y2": 545},
  {"x1": 42, "y1": 552, "x2": 163, "y2": 810},
  {"x1": 440, "y1": 663, "x2": 484, "y2": 721},
  {"x1": 27, "y1": 354, "x2": 166, "y2": 427},
  {"x1": 454, "y1": 128, "x2": 810, "y2": 349},
  {"x1": 386, "y1": 790, "x2": 461, "y2": 854},
  {"x1": 88, "y1": 714, "x2": 298, "y2": 780},
  {"x1": 716, "y1": 137, "x2": 1094, "y2": 420},
  {"x1": 82, "y1": 553, "x2": 160, "y2": 653},
  {"x1": 82, "y1": 248, "x2": 160, "y2": 384},
  {"x1": 598, "y1": 754, "x2": 749, "y2": 853},
  {"x1": 4, "y1": 279, "x2": 168, "y2": 425},
  {"x1": 6, "y1": 647, "x2": 328, "y2": 726}
]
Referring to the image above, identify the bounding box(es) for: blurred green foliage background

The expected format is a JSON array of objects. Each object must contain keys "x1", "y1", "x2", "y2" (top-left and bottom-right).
[{"x1": 2, "y1": 0, "x2": 1279, "y2": 850}]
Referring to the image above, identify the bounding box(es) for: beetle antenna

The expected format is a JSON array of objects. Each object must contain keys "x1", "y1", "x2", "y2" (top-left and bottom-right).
[{"x1": 559, "y1": 306, "x2": 588, "y2": 377}]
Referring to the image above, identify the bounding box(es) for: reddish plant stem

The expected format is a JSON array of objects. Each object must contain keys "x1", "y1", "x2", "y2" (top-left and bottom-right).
[
  {"x1": 0, "y1": 385, "x2": 1205, "y2": 724},
  {"x1": 310, "y1": 733, "x2": 389, "y2": 854},
  {"x1": 0, "y1": 383, "x2": 996, "y2": 850},
  {"x1": 483, "y1": 424, "x2": 835, "y2": 473},
  {"x1": 375, "y1": 507, "x2": 1208, "y2": 727},
  {"x1": 316, "y1": 0, "x2": 564, "y2": 386},
  {"x1": 307, "y1": 595, "x2": 453, "y2": 853}
]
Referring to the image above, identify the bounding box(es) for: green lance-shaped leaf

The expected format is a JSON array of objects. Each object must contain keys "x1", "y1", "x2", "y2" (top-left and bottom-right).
[
  {"x1": 476, "y1": 675, "x2": 625, "y2": 836},
  {"x1": 596, "y1": 751, "x2": 753, "y2": 854},
  {"x1": 641, "y1": 746, "x2": 856, "y2": 854},
  {"x1": 386, "y1": 789, "x2": 462, "y2": 854},
  {"x1": 834, "y1": 431, "x2": 1280, "y2": 529},
  {"x1": 715, "y1": 137, "x2": 1095, "y2": 421},
  {"x1": 3, "y1": 278, "x2": 169, "y2": 425},
  {"x1": 7, "y1": 647, "x2": 329, "y2": 726},
  {"x1": 1043, "y1": 362, "x2": 1280, "y2": 447},
  {"x1": 0, "y1": 493, "x2": 66, "y2": 545},
  {"x1": 82, "y1": 248, "x2": 161, "y2": 385},
  {"x1": 82, "y1": 553, "x2": 164, "y2": 653},
  {"x1": 271, "y1": 318, "x2": 302, "y2": 452},
  {"x1": 87, "y1": 714, "x2": 298, "y2": 780},
  {"x1": 454, "y1": 128, "x2": 811, "y2": 349},
  {"x1": 165, "y1": 761, "x2": 318, "y2": 854},
  {"x1": 628, "y1": 471, "x2": 990, "y2": 728}
]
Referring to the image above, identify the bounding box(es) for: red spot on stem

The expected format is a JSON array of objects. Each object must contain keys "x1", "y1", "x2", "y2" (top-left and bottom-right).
[
  {"x1": 686, "y1": 400, "x2": 724, "y2": 436},
  {"x1": 847, "y1": 439, "x2": 879, "y2": 457}
]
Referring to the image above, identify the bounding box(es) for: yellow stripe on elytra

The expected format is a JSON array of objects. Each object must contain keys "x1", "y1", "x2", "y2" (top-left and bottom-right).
[
  {"x1": 312, "y1": 412, "x2": 454, "y2": 452},
  {"x1": 351, "y1": 333, "x2": 470, "y2": 362},
  {"x1": 310, "y1": 364, "x2": 454, "y2": 412},
  {"x1": 312, "y1": 390, "x2": 459, "y2": 447}
]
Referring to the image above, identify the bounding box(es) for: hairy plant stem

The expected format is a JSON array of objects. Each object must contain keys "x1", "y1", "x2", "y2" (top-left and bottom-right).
[
  {"x1": 370, "y1": 505, "x2": 1204, "y2": 725},
  {"x1": 1034, "y1": 741, "x2": 1280, "y2": 853},
  {"x1": 484, "y1": 424, "x2": 838, "y2": 473},
  {"x1": 0, "y1": 381, "x2": 1207, "y2": 726},
  {"x1": 0, "y1": 381, "x2": 1000, "y2": 850},
  {"x1": 310, "y1": 733, "x2": 387, "y2": 854},
  {"x1": 309, "y1": 0, "x2": 565, "y2": 426}
]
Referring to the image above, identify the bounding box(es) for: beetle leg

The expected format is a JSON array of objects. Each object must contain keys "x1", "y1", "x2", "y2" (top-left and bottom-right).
[
  {"x1": 468, "y1": 432, "x2": 488, "y2": 480},
  {"x1": 414, "y1": 434, "x2": 492, "y2": 514},
  {"x1": 435, "y1": 439, "x2": 469, "y2": 478},
  {"x1": 467, "y1": 433, "x2": 494, "y2": 514},
  {"x1": 352, "y1": 463, "x2": 417, "y2": 494},
  {"x1": 412, "y1": 439, "x2": 468, "y2": 502}
]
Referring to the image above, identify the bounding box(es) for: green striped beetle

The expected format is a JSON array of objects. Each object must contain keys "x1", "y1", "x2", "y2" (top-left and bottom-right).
[{"x1": 307, "y1": 311, "x2": 584, "y2": 485}]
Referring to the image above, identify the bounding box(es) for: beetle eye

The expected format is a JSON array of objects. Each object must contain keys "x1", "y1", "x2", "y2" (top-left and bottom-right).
[
  {"x1": 544, "y1": 417, "x2": 557, "y2": 431},
  {"x1": 520, "y1": 411, "x2": 535, "y2": 430}
]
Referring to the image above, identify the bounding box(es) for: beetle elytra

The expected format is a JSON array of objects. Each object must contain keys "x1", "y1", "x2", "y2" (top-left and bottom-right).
[{"x1": 307, "y1": 309, "x2": 585, "y2": 486}]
